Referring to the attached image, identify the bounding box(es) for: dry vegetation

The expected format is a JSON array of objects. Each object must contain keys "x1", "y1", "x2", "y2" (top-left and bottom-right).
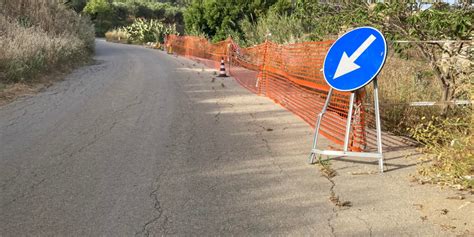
[
  {"x1": 104, "y1": 18, "x2": 178, "y2": 45},
  {"x1": 363, "y1": 53, "x2": 443, "y2": 134},
  {"x1": 105, "y1": 28, "x2": 131, "y2": 44},
  {"x1": 411, "y1": 115, "x2": 473, "y2": 189},
  {"x1": 0, "y1": 0, "x2": 94, "y2": 84},
  {"x1": 365, "y1": 51, "x2": 472, "y2": 190}
]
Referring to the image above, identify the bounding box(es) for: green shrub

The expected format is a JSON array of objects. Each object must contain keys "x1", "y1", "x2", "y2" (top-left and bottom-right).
[
  {"x1": 106, "y1": 18, "x2": 178, "y2": 44},
  {"x1": 239, "y1": 11, "x2": 305, "y2": 46},
  {"x1": 83, "y1": 0, "x2": 116, "y2": 36},
  {"x1": 184, "y1": 0, "x2": 278, "y2": 42},
  {"x1": 83, "y1": 0, "x2": 185, "y2": 36}
]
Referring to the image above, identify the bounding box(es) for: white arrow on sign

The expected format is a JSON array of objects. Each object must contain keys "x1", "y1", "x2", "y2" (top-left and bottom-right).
[{"x1": 333, "y1": 34, "x2": 376, "y2": 79}]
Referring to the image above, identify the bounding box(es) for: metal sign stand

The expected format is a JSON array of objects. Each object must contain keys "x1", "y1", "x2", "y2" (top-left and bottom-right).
[{"x1": 309, "y1": 77, "x2": 384, "y2": 173}]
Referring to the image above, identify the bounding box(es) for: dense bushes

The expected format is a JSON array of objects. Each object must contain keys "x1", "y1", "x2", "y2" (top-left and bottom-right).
[
  {"x1": 184, "y1": 0, "x2": 358, "y2": 44},
  {"x1": 83, "y1": 0, "x2": 184, "y2": 36},
  {"x1": 184, "y1": 0, "x2": 279, "y2": 42},
  {"x1": 0, "y1": 0, "x2": 95, "y2": 83},
  {"x1": 105, "y1": 18, "x2": 178, "y2": 44}
]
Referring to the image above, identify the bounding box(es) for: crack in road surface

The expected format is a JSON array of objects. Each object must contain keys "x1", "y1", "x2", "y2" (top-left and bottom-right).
[
  {"x1": 0, "y1": 39, "x2": 456, "y2": 236},
  {"x1": 136, "y1": 175, "x2": 166, "y2": 237}
]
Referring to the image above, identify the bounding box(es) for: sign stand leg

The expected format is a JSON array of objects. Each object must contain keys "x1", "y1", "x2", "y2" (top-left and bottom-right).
[
  {"x1": 310, "y1": 27, "x2": 387, "y2": 173},
  {"x1": 343, "y1": 93, "x2": 355, "y2": 152},
  {"x1": 308, "y1": 88, "x2": 333, "y2": 164},
  {"x1": 309, "y1": 80, "x2": 384, "y2": 173},
  {"x1": 373, "y1": 78, "x2": 384, "y2": 173}
]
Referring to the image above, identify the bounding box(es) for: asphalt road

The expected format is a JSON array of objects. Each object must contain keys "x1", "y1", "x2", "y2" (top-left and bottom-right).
[
  {"x1": 2, "y1": 39, "x2": 465, "y2": 237},
  {"x1": 0, "y1": 40, "x2": 336, "y2": 236}
]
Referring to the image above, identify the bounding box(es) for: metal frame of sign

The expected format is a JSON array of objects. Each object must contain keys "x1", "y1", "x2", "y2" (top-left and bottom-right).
[{"x1": 309, "y1": 27, "x2": 386, "y2": 173}]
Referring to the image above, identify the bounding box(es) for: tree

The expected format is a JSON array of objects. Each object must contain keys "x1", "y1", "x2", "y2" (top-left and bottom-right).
[
  {"x1": 83, "y1": 0, "x2": 113, "y2": 15},
  {"x1": 184, "y1": 0, "x2": 279, "y2": 41},
  {"x1": 234, "y1": 1, "x2": 472, "y2": 111},
  {"x1": 83, "y1": 0, "x2": 115, "y2": 35},
  {"x1": 372, "y1": 3, "x2": 473, "y2": 111}
]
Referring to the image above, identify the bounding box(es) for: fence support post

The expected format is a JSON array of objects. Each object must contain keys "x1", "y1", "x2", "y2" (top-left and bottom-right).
[
  {"x1": 258, "y1": 40, "x2": 269, "y2": 96},
  {"x1": 227, "y1": 39, "x2": 232, "y2": 76}
]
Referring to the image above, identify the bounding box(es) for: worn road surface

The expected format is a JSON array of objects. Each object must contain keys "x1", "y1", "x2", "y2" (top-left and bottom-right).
[{"x1": 1, "y1": 40, "x2": 467, "y2": 236}]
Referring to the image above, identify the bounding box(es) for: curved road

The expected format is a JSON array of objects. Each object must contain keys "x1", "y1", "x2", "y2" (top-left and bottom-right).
[
  {"x1": 0, "y1": 40, "x2": 334, "y2": 235},
  {"x1": 1, "y1": 39, "x2": 455, "y2": 236}
]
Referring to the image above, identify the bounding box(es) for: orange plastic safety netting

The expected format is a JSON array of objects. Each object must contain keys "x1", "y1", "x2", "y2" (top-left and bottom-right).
[{"x1": 167, "y1": 35, "x2": 366, "y2": 151}]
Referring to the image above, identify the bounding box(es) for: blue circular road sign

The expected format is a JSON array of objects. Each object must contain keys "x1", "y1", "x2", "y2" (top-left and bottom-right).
[{"x1": 323, "y1": 27, "x2": 387, "y2": 92}]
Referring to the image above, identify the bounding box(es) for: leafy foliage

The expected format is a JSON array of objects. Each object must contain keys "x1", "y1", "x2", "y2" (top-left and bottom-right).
[
  {"x1": 83, "y1": 0, "x2": 184, "y2": 36},
  {"x1": 183, "y1": 0, "x2": 279, "y2": 42},
  {"x1": 125, "y1": 18, "x2": 178, "y2": 43},
  {"x1": 83, "y1": 0, "x2": 113, "y2": 15},
  {"x1": 106, "y1": 18, "x2": 178, "y2": 44},
  {"x1": 83, "y1": 0, "x2": 115, "y2": 36},
  {"x1": 372, "y1": 3, "x2": 473, "y2": 110}
]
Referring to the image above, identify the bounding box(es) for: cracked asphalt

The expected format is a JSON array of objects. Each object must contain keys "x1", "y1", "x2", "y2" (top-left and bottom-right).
[
  {"x1": 0, "y1": 39, "x2": 335, "y2": 236},
  {"x1": 1, "y1": 39, "x2": 467, "y2": 236}
]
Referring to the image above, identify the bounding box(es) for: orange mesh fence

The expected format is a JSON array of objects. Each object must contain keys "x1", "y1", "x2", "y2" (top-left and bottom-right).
[
  {"x1": 230, "y1": 43, "x2": 267, "y2": 94},
  {"x1": 167, "y1": 35, "x2": 366, "y2": 151}
]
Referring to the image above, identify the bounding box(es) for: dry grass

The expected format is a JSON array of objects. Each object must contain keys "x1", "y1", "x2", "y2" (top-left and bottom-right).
[
  {"x1": 0, "y1": 83, "x2": 37, "y2": 106},
  {"x1": 377, "y1": 54, "x2": 442, "y2": 103},
  {"x1": 410, "y1": 115, "x2": 473, "y2": 190},
  {"x1": 0, "y1": 0, "x2": 94, "y2": 83},
  {"x1": 105, "y1": 29, "x2": 131, "y2": 44},
  {"x1": 353, "y1": 50, "x2": 473, "y2": 190},
  {"x1": 0, "y1": 17, "x2": 88, "y2": 82},
  {"x1": 362, "y1": 54, "x2": 445, "y2": 134}
]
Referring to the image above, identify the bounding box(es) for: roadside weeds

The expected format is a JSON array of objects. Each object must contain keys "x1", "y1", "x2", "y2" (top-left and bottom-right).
[{"x1": 316, "y1": 157, "x2": 352, "y2": 208}]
